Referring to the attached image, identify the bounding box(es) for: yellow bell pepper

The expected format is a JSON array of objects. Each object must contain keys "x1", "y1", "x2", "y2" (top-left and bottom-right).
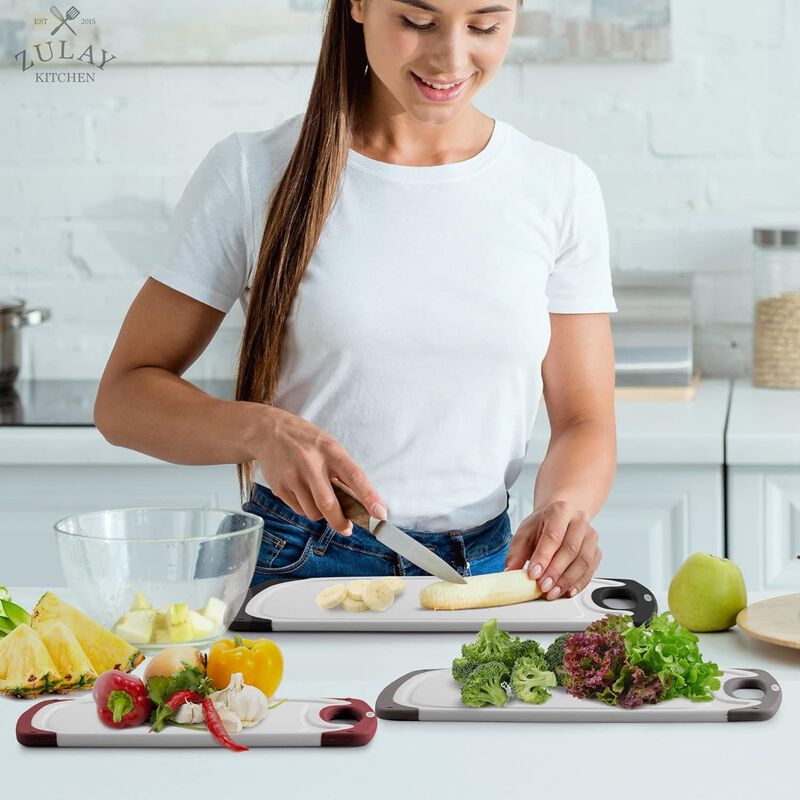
[{"x1": 207, "y1": 634, "x2": 283, "y2": 697}]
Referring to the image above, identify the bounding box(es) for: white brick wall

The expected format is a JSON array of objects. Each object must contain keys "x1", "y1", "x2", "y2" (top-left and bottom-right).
[{"x1": 3, "y1": 0, "x2": 800, "y2": 381}]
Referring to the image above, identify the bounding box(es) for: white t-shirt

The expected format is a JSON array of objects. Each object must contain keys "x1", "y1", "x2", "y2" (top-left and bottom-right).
[{"x1": 150, "y1": 113, "x2": 616, "y2": 532}]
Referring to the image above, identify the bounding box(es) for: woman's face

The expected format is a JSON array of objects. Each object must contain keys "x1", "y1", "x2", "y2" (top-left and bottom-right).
[{"x1": 350, "y1": 0, "x2": 517, "y2": 125}]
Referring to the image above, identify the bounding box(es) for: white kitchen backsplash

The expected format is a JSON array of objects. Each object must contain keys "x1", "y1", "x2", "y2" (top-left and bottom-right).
[{"x1": 3, "y1": 0, "x2": 800, "y2": 380}]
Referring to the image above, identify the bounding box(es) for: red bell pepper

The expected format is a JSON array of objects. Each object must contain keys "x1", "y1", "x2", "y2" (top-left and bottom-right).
[{"x1": 93, "y1": 670, "x2": 151, "y2": 729}]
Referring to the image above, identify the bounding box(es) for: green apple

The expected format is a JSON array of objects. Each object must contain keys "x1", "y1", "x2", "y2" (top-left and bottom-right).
[{"x1": 668, "y1": 552, "x2": 747, "y2": 632}]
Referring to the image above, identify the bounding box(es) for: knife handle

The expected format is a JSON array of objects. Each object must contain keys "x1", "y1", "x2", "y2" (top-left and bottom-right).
[{"x1": 332, "y1": 480, "x2": 372, "y2": 529}]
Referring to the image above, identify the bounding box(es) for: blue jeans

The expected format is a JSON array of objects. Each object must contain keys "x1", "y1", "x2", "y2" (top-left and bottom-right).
[{"x1": 242, "y1": 483, "x2": 512, "y2": 587}]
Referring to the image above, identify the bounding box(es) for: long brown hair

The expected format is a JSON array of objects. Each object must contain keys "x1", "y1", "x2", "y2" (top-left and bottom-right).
[
  {"x1": 235, "y1": 0, "x2": 523, "y2": 499},
  {"x1": 235, "y1": 0, "x2": 368, "y2": 498}
]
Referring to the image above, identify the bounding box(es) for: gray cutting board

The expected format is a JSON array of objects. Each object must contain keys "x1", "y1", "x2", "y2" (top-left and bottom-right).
[
  {"x1": 376, "y1": 667, "x2": 782, "y2": 723},
  {"x1": 17, "y1": 695, "x2": 376, "y2": 747},
  {"x1": 234, "y1": 576, "x2": 656, "y2": 632}
]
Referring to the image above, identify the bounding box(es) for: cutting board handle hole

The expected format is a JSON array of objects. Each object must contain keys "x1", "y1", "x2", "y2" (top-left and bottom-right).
[
  {"x1": 730, "y1": 688, "x2": 765, "y2": 701},
  {"x1": 601, "y1": 597, "x2": 636, "y2": 611},
  {"x1": 320, "y1": 705, "x2": 362, "y2": 724}
]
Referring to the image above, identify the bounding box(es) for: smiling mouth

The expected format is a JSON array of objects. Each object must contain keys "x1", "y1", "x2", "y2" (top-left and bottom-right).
[
  {"x1": 410, "y1": 71, "x2": 474, "y2": 101},
  {"x1": 412, "y1": 72, "x2": 472, "y2": 90}
]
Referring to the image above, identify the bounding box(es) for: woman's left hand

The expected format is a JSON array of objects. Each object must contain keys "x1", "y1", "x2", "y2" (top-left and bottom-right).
[{"x1": 504, "y1": 501, "x2": 602, "y2": 601}]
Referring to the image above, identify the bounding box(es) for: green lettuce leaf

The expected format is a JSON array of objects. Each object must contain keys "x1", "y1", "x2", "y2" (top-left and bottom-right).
[{"x1": 621, "y1": 612, "x2": 722, "y2": 702}]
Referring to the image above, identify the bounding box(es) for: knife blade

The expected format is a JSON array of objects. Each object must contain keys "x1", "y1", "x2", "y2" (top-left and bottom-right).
[
  {"x1": 331, "y1": 479, "x2": 467, "y2": 584},
  {"x1": 368, "y1": 516, "x2": 468, "y2": 584}
]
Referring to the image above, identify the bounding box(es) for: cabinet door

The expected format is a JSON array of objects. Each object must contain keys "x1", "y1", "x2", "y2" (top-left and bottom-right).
[
  {"x1": 0, "y1": 465, "x2": 242, "y2": 586},
  {"x1": 509, "y1": 465, "x2": 724, "y2": 594},
  {"x1": 728, "y1": 467, "x2": 800, "y2": 591}
]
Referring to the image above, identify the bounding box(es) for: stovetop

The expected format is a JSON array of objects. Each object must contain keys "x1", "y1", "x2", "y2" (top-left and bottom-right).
[{"x1": 0, "y1": 380, "x2": 235, "y2": 426}]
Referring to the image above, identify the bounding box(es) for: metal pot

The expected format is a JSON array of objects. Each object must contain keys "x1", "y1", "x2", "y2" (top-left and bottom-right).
[{"x1": 0, "y1": 298, "x2": 51, "y2": 392}]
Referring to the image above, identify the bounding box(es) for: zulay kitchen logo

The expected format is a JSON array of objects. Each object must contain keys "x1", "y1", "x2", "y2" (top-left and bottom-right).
[{"x1": 15, "y1": 6, "x2": 117, "y2": 82}]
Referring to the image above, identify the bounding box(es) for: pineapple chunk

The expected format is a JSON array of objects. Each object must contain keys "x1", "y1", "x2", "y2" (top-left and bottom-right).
[
  {"x1": 188, "y1": 610, "x2": 216, "y2": 639},
  {"x1": 154, "y1": 626, "x2": 171, "y2": 644},
  {"x1": 39, "y1": 621, "x2": 97, "y2": 692},
  {"x1": 168, "y1": 618, "x2": 193, "y2": 643},
  {"x1": 168, "y1": 603, "x2": 189, "y2": 626},
  {"x1": 130, "y1": 591, "x2": 152, "y2": 611},
  {"x1": 114, "y1": 610, "x2": 157, "y2": 644},
  {"x1": 31, "y1": 592, "x2": 144, "y2": 674},
  {"x1": 0, "y1": 624, "x2": 62, "y2": 697},
  {"x1": 200, "y1": 596, "x2": 227, "y2": 627}
]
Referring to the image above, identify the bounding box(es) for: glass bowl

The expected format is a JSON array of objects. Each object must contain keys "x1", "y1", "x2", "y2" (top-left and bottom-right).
[{"x1": 54, "y1": 507, "x2": 263, "y2": 651}]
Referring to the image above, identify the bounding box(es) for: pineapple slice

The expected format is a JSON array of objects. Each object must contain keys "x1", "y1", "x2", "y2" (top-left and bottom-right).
[
  {"x1": 0, "y1": 624, "x2": 63, "y2": 698},
  {"x1": 31, "y1": 592, "x2": 144, "y2": 675},
  {"x1": 38, "y1": 621, "x2": 98, "y2": 693}
]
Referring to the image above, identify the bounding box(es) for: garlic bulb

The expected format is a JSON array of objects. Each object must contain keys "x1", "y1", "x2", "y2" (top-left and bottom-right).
[
  {"x1": 213, "y1": 702, "x2": 243, "y2": 734},
  {"x1": 209, "y1": 672, "x2": 270, "y2": 728},
  {"x1": 173, "y1": 702, "x2": 204, "y2": 725}
]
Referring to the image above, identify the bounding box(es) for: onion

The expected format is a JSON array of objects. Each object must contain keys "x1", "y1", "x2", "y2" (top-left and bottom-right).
[{"x1": 143, "y1": 646, "x2": 204, "y2": 682}]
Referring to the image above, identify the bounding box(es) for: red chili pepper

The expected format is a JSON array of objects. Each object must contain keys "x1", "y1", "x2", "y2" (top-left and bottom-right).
[
  {"x1": 165, "y1": 690, "x2": 204, "y2": 712},
  {"x1": 202, "y1": 697, "x2": 248, "y2": 752},
  {"x1": 93, "y1": 670, "x2": 151, "y2": 729}
]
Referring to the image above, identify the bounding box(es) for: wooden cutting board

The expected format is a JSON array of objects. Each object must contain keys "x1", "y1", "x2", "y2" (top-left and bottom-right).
[{"x1": 736, "y1": 593, "x2": 800, "y2": 649}]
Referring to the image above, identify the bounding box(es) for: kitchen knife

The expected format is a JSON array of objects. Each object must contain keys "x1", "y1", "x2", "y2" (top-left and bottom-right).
[{"x1": 331, "y1": 480, "x2": 467, "y2": 584}]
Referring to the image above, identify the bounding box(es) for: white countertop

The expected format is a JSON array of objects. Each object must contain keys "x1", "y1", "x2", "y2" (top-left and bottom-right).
[
  {"x1": 727, "y1": 379, "x2": 800, "y2": 465},
  {"x1": 1, "y1": 585, "x2": 797, "y2": 800},
  {"x1": 0, "y1": 378, "x2": 731, "y2": 467},
  {"x1": 527, "y1": 377, "x2": 730, "y2": 465}
]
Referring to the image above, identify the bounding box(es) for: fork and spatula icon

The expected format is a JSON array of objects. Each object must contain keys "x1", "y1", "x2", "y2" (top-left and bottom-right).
[{"x1": 50, "y1": 6, "x2": 80, "y2": 37}]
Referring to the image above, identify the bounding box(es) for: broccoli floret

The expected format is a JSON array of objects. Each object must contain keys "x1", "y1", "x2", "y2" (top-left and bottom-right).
[
  {"x1": 512, "y1": 638, "x2": 546, "y2": 664},
  {"x1": 461, "y1": 619, "x2": 519, "y2": 667},
  {"x1": 452, "y1": 657, "x2": 478, "y2": 684},
  {"x1": 510, "y1": 655, "x2": 557, "y2": 705},
  {"x1": 460, "y1": 661, "x2": 510, "y2": 708},
  {"x1": 545, "y1": 633, "x2": 572, "y2": 686}
]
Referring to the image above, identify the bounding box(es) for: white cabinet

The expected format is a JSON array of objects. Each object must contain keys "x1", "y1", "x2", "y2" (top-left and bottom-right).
[
  {"x1": 726, "y1": 380, "x2": 800, "y2": 591},
  {"x1": 511, "y1": 379, "x2": 730, "y2": 594}
]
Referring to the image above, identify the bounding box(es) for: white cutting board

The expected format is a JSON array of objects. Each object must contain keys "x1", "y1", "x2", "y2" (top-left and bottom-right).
[
  {"x1": 376, "y1": 667, "x2": 782, "y2": 723},
  {"x1": 238, "y1": 576, "x2": 656, "y2": 632},
  {"x1": 17, "y1": 695, "x2": 377, "y2": 747}
]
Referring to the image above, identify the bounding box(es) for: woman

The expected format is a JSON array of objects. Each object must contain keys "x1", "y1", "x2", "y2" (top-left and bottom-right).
[{"x1": 94, "y1": 0, "x2": 617, "y2": 598}]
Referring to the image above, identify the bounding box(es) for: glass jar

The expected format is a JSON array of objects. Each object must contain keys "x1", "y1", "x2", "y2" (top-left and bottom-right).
[{"x1": 752, "y1": 228, "x2": 800, "y2": 388}]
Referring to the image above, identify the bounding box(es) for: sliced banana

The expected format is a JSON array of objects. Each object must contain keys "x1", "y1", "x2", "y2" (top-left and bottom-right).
[
  {"x1": 382, "y1": 577, "x2": 405, "y2": 596},
  {"x1": 363, "y1": 580, "x2": 395, "y2": 612},
  {"x1": 342, "y1": 596, "x2": 369, "y2": 612},
  {"x1": 315, "y1": 583, "x2": 347, "y2": 610},
  {"x1": 346, "y1": 579, "x2": 371, "y2": 600}
]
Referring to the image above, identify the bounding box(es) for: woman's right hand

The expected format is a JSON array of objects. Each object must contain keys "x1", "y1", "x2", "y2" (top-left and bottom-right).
[{"x1": 255, "y1": 406, "x2": 387, "y2": 536}]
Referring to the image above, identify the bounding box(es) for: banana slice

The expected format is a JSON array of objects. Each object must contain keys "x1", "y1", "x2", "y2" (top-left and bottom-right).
[
  {"x1": 346, "y1": 579, "x2": 371, "y2": 600},
  {"x1": 383, "y1": 577, "x2": 405, "y2": 596},
  {"x1": 342, "y1": 596, "x2": 369, "y2": 612},
  {"x1": 363, "y1": 580, "x2": 395, "y2": 612},
  {"x1": 315, "y1": 583, "x2": 347, "y2": 610}
]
